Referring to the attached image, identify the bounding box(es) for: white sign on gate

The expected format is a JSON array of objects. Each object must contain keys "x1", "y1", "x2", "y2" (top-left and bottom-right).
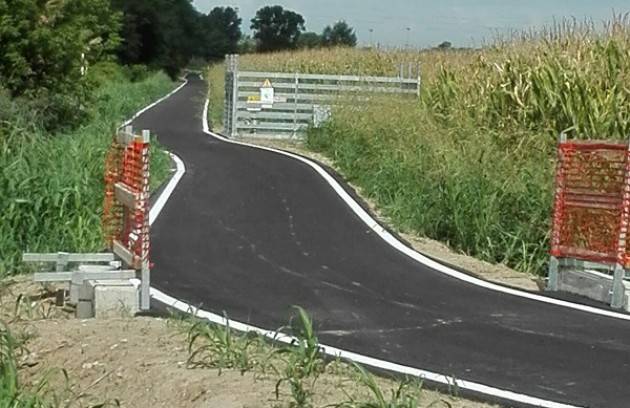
[{"x1": 260, "y1": 79, "x2": 274, "y2": 109}]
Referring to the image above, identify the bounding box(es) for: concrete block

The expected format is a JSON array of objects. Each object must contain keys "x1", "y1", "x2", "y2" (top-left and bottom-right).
[
  {"x1": 556, "y1": 268, "x2": 630, "y2": 311},
  {"x1": 557, "y1": 268, "x2": 613, "y2": 304},
  {"x1": 623, "y1": 281, "x2": 630, "y2": 313},
  {"x1": 77, "y1": 281, "x2": 95, "y2": 319},
  {"x1": 91, "y1": 280, "x2": 139, "y2": 319},
  {"x1": 70, "y1": 265, "x2": 116, "y2": 304},
  {"x1": 75, "y1": 280, "x2": 139, "y2": 319}
]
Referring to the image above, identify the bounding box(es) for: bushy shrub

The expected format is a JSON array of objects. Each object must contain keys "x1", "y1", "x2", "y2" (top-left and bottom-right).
[{"x1": 0, "y1": 0, "x2": 121, "y2": 131}]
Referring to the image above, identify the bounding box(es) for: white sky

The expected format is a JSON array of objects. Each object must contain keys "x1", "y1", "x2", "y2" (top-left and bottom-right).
[{"x1": 192, "y1": 0, "x2": 630, "y2": 48}]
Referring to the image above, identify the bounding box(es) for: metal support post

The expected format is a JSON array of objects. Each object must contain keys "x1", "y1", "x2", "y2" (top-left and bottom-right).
[
  {"x1": 140, "y1": 261, "x2": 150, "y2": 310},
  {"x1": 230, "y1": 55, "x2": 239, "y2": 138},
  {"x1": 547, "y1": 256, "x2": 559, "y2": 291},
  {"x1": 293, "y1": 72, "x2": 299, "y2": 139},
  {"x1": 56, "y1": 252, "x2": 69, "y2": 272}
]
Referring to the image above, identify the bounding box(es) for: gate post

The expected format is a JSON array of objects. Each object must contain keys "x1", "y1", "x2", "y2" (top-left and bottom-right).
[
  {"x1": 223, "y1": 55, "x2": 233, "y2": 137},
  {"x1": 224, "y1": 54, "x2": 239, "y2": 138}
]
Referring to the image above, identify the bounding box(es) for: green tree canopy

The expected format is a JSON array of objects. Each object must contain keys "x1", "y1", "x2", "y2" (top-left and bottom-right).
[
  {"x1": 0, "y1": 0, "x2": 121, "y2": 129},
  {"x1": 199, "y1": 7, "x2": 242, "y2": 61},
  {"x1": 251, "y1": 5, "x2": 305, "y2": 52},
  {"x1": 298, "y1": 32, "x2": 322, "y2": 49},
  {"x1": 112, "y1": 0, "x2": 203, "y2": 78},
  {"x1": 0, "y1": 0, "x2": 121, "y2": 97},
  {"x1": 321, "y1": 20, "x2": 357, "y2": 47}
]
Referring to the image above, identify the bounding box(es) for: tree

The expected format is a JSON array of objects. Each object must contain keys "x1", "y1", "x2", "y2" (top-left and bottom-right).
[
  {"x1": 0, "y1": 0, "x2": 121, "y2": 96},
  {"x1": 437, "y1": 41, "x2": 452, "y2": 49},
  {"x1": 250, "y1": 6, "x2": 305, "y2": 52},
  {"x1": 113, "y1": 0, "x2": 203, "y2": 78},
  {"x1": 199, "y1": 7, "x2": 241, "y2": 61},
  {"x1": 321, "y1": 21, "x2": 357, "y2": 47},
  {"x1": 238, "y1": 35, "x2": 257, "y2": 54},
  {"x1": 0, "y1": 0, "x2": 121, "y2": 129},
  {"x1": 298, "y1": 32, "x2": 322, "y2": 49}
]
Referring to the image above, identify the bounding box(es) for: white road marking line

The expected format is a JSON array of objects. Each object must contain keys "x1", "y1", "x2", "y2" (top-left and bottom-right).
[
  {"x1": 124, "y1": 79, "x2": 615, "y2": 408},
  {"x1": 201, "y1": 99, "x2": 630, "y2": 322}
]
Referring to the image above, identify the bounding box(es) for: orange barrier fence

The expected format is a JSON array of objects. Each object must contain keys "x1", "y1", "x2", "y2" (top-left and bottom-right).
[
  {"x1": 102, "y1": 127, "x2": 151, "y2": 309},
  {"x1": 550, "y1": 138, "x2": 630, "y2": 267}
]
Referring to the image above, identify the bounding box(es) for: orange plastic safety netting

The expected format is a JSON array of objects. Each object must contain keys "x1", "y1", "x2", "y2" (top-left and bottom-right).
[
  {"x1": 102, "y1": 134, "x2": 151, "y2": 265},
  {"x1": 103, "y1": 139, "x2": 124, "y2": 246},
  {"x1": 550, "y1": 141, "x2": 630, "y2": 267}
]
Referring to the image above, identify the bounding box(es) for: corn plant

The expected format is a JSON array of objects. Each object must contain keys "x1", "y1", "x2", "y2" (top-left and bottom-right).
[
  {"x1": 332, "y1": 363, "x2": 440, "y2": 408},
  {"x1": 186, "y1": 318, "x2": 262, "y2": 374},
  {"x1": 274, "y1": 306, "x2": 326, "y2": 408}
]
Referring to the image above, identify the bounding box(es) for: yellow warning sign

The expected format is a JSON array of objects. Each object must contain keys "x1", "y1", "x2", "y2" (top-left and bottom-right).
[{"x1": 262, "y1": 79, "x2": 273, "y2": 88}]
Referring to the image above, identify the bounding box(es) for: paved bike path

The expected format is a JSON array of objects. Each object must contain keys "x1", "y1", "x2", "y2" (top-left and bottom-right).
[{"x1": 134, "y1": 76, "x2": 630, "y2": 408}]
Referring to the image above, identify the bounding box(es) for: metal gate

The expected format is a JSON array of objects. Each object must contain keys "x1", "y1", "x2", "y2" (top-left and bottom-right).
[{"x1": 223, "y1": 54, "x2": 420, "y2": 139}]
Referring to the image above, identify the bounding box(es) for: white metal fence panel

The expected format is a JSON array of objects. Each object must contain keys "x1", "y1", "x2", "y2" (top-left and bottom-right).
[{"x1": 223, "y1": 54, "x2": 420, "y2": 139}]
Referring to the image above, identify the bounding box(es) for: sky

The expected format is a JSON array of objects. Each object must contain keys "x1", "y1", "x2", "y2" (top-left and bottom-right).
[{"x1": 192, "y1": 0, "x2": 630, "y2": 48}]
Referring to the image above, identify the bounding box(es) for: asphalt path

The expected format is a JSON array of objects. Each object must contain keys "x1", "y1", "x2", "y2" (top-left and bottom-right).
[{"x1": 133, "y1": 76, "x2": 630, "y2": 408}]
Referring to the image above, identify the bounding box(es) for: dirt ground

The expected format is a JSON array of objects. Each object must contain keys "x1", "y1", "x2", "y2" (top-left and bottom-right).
[
  {"x1": 238, "y1": 138, "x2": 542, "y2": 292},
  {"x1": 1, "y1": 276, "x2": 499, "y2": 408}
]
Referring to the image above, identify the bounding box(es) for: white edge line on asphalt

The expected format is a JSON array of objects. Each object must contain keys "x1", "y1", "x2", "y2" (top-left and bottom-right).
[
  {"x1": 149, "y1": 287, "x2": 580, "y2": 408},
  {"x1": 121, "y1": 78, "x2": 188, "y2": 224},
  {"x1": 120, "y1": 80, "x2": 188, "y2": 129},
  {"x1": 200, "y1": 99, "x2": 630, "y2": 323},
  {"x1": 131, "y1": 80, "x2": 586, "y2": 408},
  {"x1": 149, "y1": 152, "x2": 185, "y2": 225}
]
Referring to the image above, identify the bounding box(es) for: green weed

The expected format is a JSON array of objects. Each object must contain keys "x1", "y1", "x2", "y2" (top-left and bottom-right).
[
  {"x1": 186, "y1": 317, "x2": 264, "y2": 374},
  {"x1": 333, "y1": 363, "x2": 434, "y2": 408},
  {"x1": 274, "y1": 306, "x2": 326, "y2": 408}
]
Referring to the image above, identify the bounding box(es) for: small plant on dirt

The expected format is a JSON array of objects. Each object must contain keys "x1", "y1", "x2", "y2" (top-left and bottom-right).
[
  {"x1": 186, "y1": 316, "x2": 262, "y2": 374},
  {"x1": 274, "y1": 306, "x2": 326, "y2": 408},
  {"x1": 332, "y1": 363, "x2": 443, "y2": 408},
  {"x1": 0, "y1": 321, "x2": 52, "y2": 407}
]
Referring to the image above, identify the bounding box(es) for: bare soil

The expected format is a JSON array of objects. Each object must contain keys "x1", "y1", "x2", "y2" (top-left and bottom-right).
[
  {"x1": 1, "y1": 276, "x2": 499, "y2": 408},
  {"x1": 239, "y1": 137, "x2": 542, "y2": 292}
]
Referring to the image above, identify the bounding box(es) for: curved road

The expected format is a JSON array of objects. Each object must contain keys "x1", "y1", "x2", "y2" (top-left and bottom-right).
[{"x1": 134, "y1": 76, "x2": 630, "y2": 408}]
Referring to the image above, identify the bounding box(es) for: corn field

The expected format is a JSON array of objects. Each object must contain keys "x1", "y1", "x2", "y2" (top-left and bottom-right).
[
  {"x1": 208, "y1": 16, "x2": 630, "y2": 275},
  {"x1": 424, "y1": 15, "x2": 630, "y2": 140}
]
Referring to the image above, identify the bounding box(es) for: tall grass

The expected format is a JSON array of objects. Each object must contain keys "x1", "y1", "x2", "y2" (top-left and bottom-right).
[
  {"x1": 308, "y1": 101, "x2": 552, "y2": 274},
  {"x1": 0, "y1": 72, "x2": 175, "y2": 276},
  {"x1": 208, "y1": 16, "x2": 630, "y2": 275}
]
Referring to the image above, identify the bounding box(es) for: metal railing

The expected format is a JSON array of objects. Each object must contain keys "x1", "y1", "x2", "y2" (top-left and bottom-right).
[{"x1": 223, "y1": 54, "x2": 421, "y2": 139}]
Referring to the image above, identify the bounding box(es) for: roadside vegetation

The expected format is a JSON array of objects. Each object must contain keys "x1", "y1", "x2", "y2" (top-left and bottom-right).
[
  {"x1": 182, "y1": 306, "x2": 464, "y2": 408},
  {"x1": 0, "y1": 67, "x2": 175, "y2": 277},
  {"x1": 207, "y1": 16, "x2": 630, "y2": 276},
  {"x1": 0, "y1": 1, "x2": 182, "y2": 276}
]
